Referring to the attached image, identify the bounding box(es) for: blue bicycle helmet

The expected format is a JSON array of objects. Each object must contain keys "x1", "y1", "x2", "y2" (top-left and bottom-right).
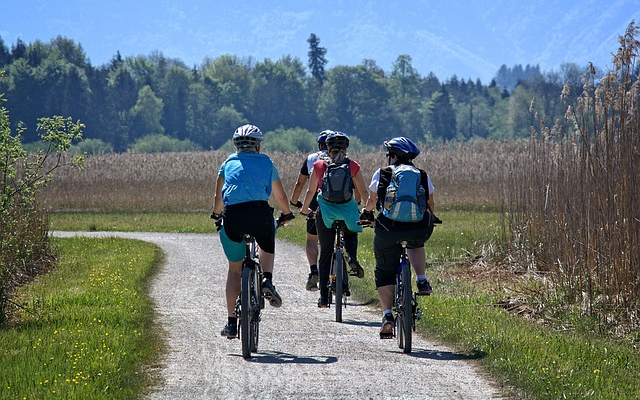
[
  {"x1": 232, "y1": 124, "x2": 263, "y2": 148},
  {"x1": 383, "y1": 137, "x2": 420, "y2": 159},
  {"x1": 317, "y1": 130, "x2": 333, "y2": 144},
  {"x1": 325, "y1": 131, "x2": 350, "y2": 149}
]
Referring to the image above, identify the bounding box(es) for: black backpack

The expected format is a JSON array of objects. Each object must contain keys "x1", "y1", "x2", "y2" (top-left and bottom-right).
[{"x1": 321, "y1": 160, "x2": 353, "y2": 204}]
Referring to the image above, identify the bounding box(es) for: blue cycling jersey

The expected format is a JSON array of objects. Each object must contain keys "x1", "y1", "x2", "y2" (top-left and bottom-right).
[{"x1": 218, "y1": 152, "x2": 281, "y2": 206}]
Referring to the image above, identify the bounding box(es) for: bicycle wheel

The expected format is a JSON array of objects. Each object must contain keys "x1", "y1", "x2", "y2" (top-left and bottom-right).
[
  {"x1": 400, "y1": 261, "x2": 413, "y2": 353},
  {"x1": 250, "y1": 267, "x2": 260, "y2": 352},
  {"x1": 240, "y1": 264, "x2": 252, "y2": 359},
  {"x1": 334, "y1": 248, "x2": 344, "y2": 322}
]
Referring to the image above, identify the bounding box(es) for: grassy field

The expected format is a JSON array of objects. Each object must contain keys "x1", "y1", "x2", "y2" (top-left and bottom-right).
[
  {"x1": 44, "y1": 209, "x2": 640, "y2": 399},
  {"x1": 1, "y1": 236, "x2": 163, "y2": 400}
]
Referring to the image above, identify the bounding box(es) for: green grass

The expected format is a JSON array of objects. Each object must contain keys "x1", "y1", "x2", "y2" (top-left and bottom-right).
[
  {"x1": 42, "y1": 209, "x2": 640, "y2": 398},
  {"x1": 1, "y1": 237, "x2": 163, "y2": 400}
]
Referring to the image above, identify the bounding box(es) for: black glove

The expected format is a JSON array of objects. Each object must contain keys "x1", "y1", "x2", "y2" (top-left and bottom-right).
[
  {"x1": 433, "y1": 214, "x2": 442, "y2": 224},
  {"x1": 214, "y1": 218, "x2": 223, "y2": 231},
  {"x1": 359, "y1": 210, "x2": 375, "y2": 222},
  {"x1": 290, "y1": 200, "x2": 303, "y2": 208},
  {"x1": 210, "y1": 212, "x2": 222, "y2": 220},
  {"x1": 277, "y1": 212, "x2": 295, "y2": 226}
]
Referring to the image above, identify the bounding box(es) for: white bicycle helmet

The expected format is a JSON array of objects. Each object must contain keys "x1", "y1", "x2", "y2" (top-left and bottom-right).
[{"x1": 232, "y1": 124, "x2": 263, "y2": 148}]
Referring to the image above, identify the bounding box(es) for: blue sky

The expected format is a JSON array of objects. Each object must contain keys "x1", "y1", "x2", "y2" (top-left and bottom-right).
[{"x1": 4, "y1": 0, "x2": 640, "y2": 83}]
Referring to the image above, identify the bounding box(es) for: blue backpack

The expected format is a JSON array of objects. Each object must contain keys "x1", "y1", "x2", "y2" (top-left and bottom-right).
[{"x1": 382, "y1": 164, "x2": 427, "y2": 222}]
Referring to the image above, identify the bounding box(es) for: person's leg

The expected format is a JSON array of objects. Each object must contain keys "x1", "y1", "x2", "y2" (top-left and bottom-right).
[
  {"x1": 374, "y1": 224, "x2": 401, "y2": 335},
  {"x1": 305, "y1": 215, "x2": 320, "y2": 290},
  {"x1": 344, "y1": 230, "x2": 364, "y2": 278},
  {"x1": 407, "y1": 247, "x2": 426, "y2": 276},
  {"x1": 315, "y1": 212, "x2": 334, "y2": 306},
  {"x1": 225, "y1": 260, "x2": 242, "y2": 317}
]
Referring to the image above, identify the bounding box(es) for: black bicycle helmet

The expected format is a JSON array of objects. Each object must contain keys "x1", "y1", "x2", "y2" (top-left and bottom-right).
[
  {"x1": 232, "y1": 124, "x2": 263, "y2": 148},
  {"x1": 317, "y1": 130, "x2": 333, "y2": 144},
  {"x1": 383, "y1": 136, "x2": 420, "y2": 159},
  {"x1": 325, "y1": 131, "x2": 350, "y2": 149}
]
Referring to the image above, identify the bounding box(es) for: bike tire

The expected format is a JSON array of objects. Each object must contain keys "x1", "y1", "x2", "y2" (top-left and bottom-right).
[
  {"x1": 250, "y1": 267, "x2": 260, "y2": 352},
  {"x1": 401, "y1": 261, "x2": 413, "y2": 353},
  {"x1": 335, "y1": 249, "x2": 344, "y2": 322},
  {"x1": 240, "y1": 265, "x2": 252, "y2": 359}
]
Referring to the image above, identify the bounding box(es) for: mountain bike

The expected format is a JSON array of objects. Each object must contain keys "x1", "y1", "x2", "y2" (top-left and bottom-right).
[{"x1": 328, "y1": 219, "x2": 350, "y2": 323}]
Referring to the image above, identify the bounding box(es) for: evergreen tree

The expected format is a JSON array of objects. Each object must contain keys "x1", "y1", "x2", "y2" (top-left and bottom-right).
[{"x1": 307, "y1": 33, "x2": 327, "y2": 86}]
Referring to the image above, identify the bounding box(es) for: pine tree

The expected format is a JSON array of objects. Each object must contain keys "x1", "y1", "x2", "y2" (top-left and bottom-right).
[{"x1": 307, "y1": 33, "x2": 327, "y2": 86}]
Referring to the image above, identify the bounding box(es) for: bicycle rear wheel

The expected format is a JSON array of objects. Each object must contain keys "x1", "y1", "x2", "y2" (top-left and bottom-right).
[
  {"x1": 334, "y1": 249, "x2": 344, "y2": 322},
  {"x1": 250, "y1": 267, "x2": 261, "y2": 352},
  {"x1": 240, "y1": 265, "x2": 252, "y2": 359},
  {"x1": 398, "y1": 261, "x2": 413, "y2": 353}
]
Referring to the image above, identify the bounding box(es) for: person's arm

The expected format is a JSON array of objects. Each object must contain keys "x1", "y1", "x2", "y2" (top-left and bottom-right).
[
  {"x1": 212, "y1": 176, "x2": 225, "y2": 216},
  {"x1": 301, "y1": 170, "x2": 319, "y2": 214},
  {"x1": 290, "y1": 173, "x2": 308, "y2": 208},
  {"x1": 363, "y1": 189, "x2": 377, "y2": 212},
  {"x1": 352, "y1": 170, "x2": 369, "y2": 207},
  {"x1": 272, "y1": 179, "x2": 293, "y2": 215}
]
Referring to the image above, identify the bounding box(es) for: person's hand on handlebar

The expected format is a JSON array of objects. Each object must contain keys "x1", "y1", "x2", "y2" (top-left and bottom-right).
[
  {"x1": 358, "y1": 209, "x2": 375, "y2": 226},
  {"x1": 276, "y1": 212, "x2": 295, "y2": 227},
  {"x1": 433, "y1": 214, "x2": 443, "y2": 224}
]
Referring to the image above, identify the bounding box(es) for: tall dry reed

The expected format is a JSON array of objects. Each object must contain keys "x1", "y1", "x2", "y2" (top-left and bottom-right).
[
  {"x1": 505, "y1": 22, "x2": 640, "y2": 335},
  {"x1": 40, "y1": 142, "x2": 515, "y2": 212}
]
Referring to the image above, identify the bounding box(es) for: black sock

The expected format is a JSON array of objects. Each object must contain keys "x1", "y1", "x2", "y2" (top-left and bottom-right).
[
  {"x1": 263, "y1": 272, "x2": 273, "y2": 281},
  {"x1": 228, "y1": 317, "x2": 237, "y2": 326},
  {"x1": 310, "y1": 264, "x2": 318, "y2": 273}
]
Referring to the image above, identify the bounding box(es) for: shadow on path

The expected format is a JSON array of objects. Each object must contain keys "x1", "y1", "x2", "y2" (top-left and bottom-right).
[{"x1": 232, "y1": 350, "x2": 339, "y2": 364}]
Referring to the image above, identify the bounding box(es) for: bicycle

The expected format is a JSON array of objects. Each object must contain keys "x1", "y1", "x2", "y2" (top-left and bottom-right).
[
  {"x1": 214, "y1": 212, "x2": 294, "y2": 359},
  {"x1": 359, "y1": 215, "x2": 441, "y2": 353}
]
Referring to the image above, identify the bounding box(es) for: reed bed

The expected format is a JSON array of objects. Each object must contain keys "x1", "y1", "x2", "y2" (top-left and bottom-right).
[
  {"x1": 505, "y1": 22, "x2": 640, "y2": 336},
  {"x1": 40, "y1": 142, "x2": 517, "y2": 212}
]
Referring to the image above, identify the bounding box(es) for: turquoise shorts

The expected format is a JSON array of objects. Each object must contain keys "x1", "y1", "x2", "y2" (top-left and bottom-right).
[{"x1": 219, "y1": 226, "x2": 246, "y2": 263}]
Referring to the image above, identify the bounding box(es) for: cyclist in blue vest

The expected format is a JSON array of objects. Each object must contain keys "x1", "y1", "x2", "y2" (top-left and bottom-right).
[
  {"x1": 289, "y1": 130, "x2": 332, "y2": 291},
  {"x1": 360, "y1": 136, "x2": 435, "y2": 337},
  {"x1": 212, "y1": 124, "x2": 294, "y2": 338}
]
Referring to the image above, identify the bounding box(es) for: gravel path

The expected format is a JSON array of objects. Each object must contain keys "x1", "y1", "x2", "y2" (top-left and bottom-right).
[{"x1": 54, "y1": 232, "x2": 505, "y2": 399}]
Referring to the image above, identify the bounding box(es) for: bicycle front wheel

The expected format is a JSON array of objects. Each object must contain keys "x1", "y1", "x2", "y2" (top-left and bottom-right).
[
  {"x1": 399, "y1": 261, "x2": 413, "y2": 353},
  {"x1": 334, "y1": 249, "x2": 344, "y2": 322},
  {"x1": 240, "y1": 265, "x2": 252, "y2": 359}
]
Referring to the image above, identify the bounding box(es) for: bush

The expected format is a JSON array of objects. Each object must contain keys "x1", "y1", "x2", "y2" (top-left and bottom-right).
[
  {"x1": 0, "y1": 88, "x2": 83, "y2": 324},
  {"x1": 130, "y1": 134, "x2": 202, "y2": 153}
]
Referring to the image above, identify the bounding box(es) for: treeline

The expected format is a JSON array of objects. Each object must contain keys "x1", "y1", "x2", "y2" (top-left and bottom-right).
[{"x1": 0, "y1": 35, "x2": 593, "y2": 152}]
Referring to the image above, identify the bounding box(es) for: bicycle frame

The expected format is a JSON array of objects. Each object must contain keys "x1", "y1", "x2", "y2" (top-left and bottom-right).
[{"x1": 236, "y1": 234, "x2": 263, "y2": 359}]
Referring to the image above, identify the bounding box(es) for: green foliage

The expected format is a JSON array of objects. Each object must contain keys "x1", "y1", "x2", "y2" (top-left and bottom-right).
[
  {"x1": 70, "y1": 138, "x2": 114, "y2": 154},
  {"x1": 130, "y1": 133, "x2": 202, "y2": 153},
  {"x1": 0, "y1": 87, "x2": 84, "y2": 323},
  {"x1": 263, "y1": 127, "x2": 316, "y2": 152}
]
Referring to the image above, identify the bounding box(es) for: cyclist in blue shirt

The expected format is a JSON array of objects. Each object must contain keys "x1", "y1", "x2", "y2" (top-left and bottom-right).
[{"x1": 212, "y1": 124, "x2": 294, "y2": 338}]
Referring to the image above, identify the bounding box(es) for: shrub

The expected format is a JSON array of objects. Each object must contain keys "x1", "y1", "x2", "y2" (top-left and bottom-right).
[
  {"x1": 130, "y1": 133, "x2": 202, "y2": 153},
  {"x1": 0, "y1": 87, "x2": 83, "y2": 324}
]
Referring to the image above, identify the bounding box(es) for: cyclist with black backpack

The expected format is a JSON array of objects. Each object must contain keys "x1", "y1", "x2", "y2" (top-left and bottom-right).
[
  {"x1": 359, "y1": 137, "x2": 436, "y2": 337},
  {"x1": 300, "y1": 132, "x2": 368, "y2": 308}
]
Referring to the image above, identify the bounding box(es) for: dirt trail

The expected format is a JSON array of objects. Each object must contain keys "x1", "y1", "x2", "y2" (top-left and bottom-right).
[{"x1": 54, "y1": 231, "x2": 505, "y2": 399}]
